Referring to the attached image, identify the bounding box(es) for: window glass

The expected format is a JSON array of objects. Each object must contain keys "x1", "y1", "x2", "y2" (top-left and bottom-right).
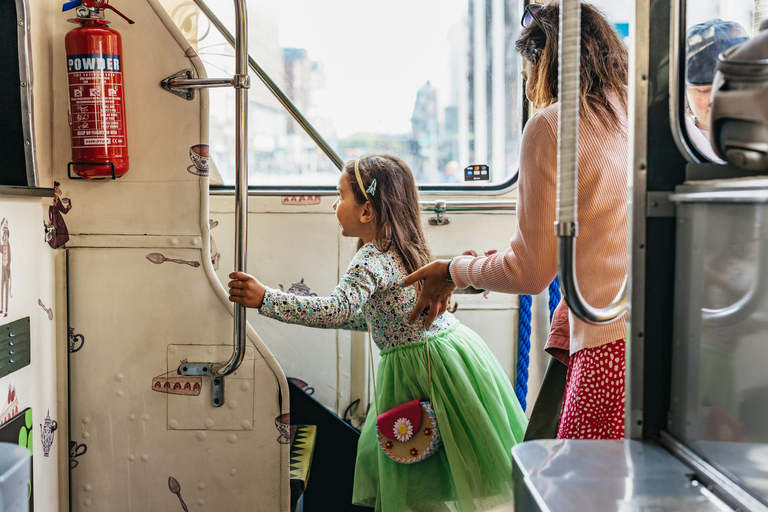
[
  {"x1": 683, "y1": 1, "x2": 757, "y2": 162},
  {"x1": 160, "y1": 0, "x2": 528, "y2": 188}
]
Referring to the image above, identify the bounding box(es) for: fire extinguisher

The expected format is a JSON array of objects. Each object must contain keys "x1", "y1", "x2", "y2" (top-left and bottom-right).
[{"x1": 62, "y1": 0, "x2": 134, "y2": 179}]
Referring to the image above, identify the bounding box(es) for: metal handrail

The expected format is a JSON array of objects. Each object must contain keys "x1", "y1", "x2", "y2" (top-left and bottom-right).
[
  {"x1": 192, "y1": 0, "x2": 345, "y2": 171},
  {"x1": 555, "y1": 0, "x2": 628, "y2": 325},
  {"x1": 419, "y1": 199, "x2": 516, "y2": 212},
  {"x1": 215, "y1": 0, "x2": 249, "y2": 378},
  {"x1": 174, "y1": 0, "x2": 249, "y2": 405}
]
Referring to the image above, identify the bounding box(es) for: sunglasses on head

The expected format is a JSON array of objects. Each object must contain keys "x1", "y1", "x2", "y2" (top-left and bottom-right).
[{"x1": 521, "y1": 4, "x2": 545, "y2": 33}]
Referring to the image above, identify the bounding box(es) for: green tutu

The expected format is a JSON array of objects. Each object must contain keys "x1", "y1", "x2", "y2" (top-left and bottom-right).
[{"x1": 352, "y1": 322, "x2": 528, "y2": 511}]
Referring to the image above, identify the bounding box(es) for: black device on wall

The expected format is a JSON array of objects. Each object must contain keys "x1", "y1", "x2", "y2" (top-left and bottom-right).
[{"x1": 0, "y1": 0, "x2": 36, "y2": 187}]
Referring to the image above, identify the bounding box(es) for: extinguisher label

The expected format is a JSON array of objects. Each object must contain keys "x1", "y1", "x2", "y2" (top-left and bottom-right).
[{"x1": 67, "y1": 53, "x2": 126, "y2": 149}]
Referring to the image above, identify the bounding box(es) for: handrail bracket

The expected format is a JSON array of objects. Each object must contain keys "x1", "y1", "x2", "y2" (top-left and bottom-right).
[{"x1": 178, "y1": 362, "x2": 225, "y2": 407}]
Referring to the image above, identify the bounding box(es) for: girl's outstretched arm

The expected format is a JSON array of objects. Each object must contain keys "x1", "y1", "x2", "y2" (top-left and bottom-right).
[{"x1": 237, "y1": 247, "x2": 379, "y2": 330}]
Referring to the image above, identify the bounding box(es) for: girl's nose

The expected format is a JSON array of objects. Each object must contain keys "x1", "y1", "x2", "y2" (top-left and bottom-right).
[{"x1": 332, "y1": 198, "x2": 339, "y2": 210}]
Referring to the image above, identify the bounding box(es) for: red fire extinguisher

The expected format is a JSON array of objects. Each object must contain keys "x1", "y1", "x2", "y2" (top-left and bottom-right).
[{"x1": 63, "y1": 0, "x2": 134, "y2": 179}]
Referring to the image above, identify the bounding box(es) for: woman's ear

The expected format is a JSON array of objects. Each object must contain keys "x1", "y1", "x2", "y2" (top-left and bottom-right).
[{"x1": 359, "y1": 201, "x2": 375, "y2": 224}]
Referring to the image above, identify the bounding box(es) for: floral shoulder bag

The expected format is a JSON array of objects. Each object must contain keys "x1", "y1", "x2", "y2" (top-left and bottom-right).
[{"x1": 368, "y1": 328, "x2": 442, "y2": 464}]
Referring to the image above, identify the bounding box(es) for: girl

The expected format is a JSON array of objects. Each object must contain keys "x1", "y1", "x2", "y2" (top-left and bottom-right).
[
  {"x1": 229, "y1": 153, "x2": 527, "y2": 511},
  {"x1": 401, "y1": 2, "x2": 630, "y2": 440}
]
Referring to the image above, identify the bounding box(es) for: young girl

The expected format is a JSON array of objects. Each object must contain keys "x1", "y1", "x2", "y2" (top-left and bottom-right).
[{"x1": 229, "y1": 154, "x2": 527, "y2": 511}]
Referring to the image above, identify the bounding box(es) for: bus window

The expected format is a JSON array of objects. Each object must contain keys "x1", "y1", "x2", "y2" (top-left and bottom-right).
[
  {"x1": 159, "y1": 0, "x2": 519, "y2": 188},
  {"x1": 682, "y1": 2, "x2": 757, "y2": 162}
]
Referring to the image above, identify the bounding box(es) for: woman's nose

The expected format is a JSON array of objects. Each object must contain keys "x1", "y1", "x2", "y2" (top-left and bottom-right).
[{"x1": 332, "y1": 199, "x2": 339, "y2": 210}]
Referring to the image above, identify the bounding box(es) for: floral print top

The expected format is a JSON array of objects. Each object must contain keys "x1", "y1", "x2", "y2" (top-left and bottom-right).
[{"x1": 258, "y1": 242, "x2": 456, "y2": 350}]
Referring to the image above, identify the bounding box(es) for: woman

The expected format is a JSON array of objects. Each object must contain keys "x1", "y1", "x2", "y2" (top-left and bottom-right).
[{"x1": 401, "y1": 2, "x2": 629, "y2": 440}]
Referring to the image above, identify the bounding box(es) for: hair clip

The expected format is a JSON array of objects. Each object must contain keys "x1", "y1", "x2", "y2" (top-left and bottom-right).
[{"x1": 366, "y1": 178, "x2": 377, "y2": 197}]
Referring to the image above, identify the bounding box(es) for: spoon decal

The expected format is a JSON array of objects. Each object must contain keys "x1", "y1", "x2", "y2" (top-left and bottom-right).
[
  {"x1": 38, "y1": 299, "x2": 53, "y2": 320},
  {"x1": 168, "y1": 476, "x2": 189, "y2": 512},
  {"x1": 146, "y1": 253, "x2": 200, "y2": 268}
]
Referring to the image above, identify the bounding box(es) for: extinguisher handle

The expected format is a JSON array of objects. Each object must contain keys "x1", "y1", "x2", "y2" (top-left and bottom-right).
[{"x1": 101, "y1": 3, "x2": 135, "y2": 24}]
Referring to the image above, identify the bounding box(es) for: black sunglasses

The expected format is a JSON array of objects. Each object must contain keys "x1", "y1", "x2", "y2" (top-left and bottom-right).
[{"x1": 521, "y1": 4, "x2": 545, "y2": 33}]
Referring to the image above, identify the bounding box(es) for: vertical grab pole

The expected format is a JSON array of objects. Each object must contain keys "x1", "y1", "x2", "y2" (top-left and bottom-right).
[{"x1": 218, "y1": 0, "x2": 249, "y2": 377}]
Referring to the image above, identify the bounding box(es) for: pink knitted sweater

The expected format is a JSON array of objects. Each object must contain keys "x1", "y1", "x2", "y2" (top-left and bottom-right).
[{"x1": 450, "y1": 98, "x2": 628, "y2": 355}]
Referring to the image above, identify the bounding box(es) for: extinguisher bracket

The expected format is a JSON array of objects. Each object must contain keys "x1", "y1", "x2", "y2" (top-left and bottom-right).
[{"x1": 68, "y1": 161, "x2": 116, "y2": 180}]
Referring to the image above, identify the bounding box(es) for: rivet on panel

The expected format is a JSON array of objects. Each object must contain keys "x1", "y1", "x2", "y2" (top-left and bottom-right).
[
  {"x1": 142, "y1": 454, "x2": 149, "y2": 462},
  {"x1": 198, "y1": 482, "x2": 206, "y2": 490},
  {"x1": 191, "y1": 238, "x2": 200, "y2": 246},
  {"x1": 169, "y1": 419, "x2": 179, "y2": 429},
  {"x1": 116, "y1": 391, "x2": 123, "y2": 397},
  {"x1": 170, "y1": 237, "x2": 179, "y2": 246},
  {"x1": 82, "y1": 417, "x2": 90, "y2": 424},
  {"x1": 115, "y1": 373, "x2": 125, "y2": 382},
  {"x1": 143, "y1": 415, "x2": 150, "y2": 422},
  {"x1": 196, "y1": 431, "x2": 207, "y2": 441},
  {"x1": 204, "y1": 419, "x2": 214, "y2": 428},
  {"x1": 227, "y1": 399, "x2": 239, "y2": 410},
  {"x1": 227, "y1": 434, "x2": 237, "y2": 444},
  {"x1": 83, "y1": 498, "x2": 92, "y2": 507},
  {"x1": 83, "y1": 484, "x2": 92, "y2": 492},
  {"x1": 128, "y1": 414, "x2": 136, "y2": 422},
  {"x1": 128, "y1": 455, "x2": 135, "y2": 461},
  {"x1": 82, "y1": 432, "x2": 90, "y2": 439},
  {"x1": 169, "y1": 346, "x2": 178, "y2": 354},
  {"x1": 229, "y1": 468, "x2": 236, "y2": 476},
  {"x1": 197, "y1": 499, "x2": 205, "y2": 506},
  {"x1": 240, "y1": 382, "x2": 250, "y2": 391},
  {"x1": 241, "y1": 420, "x2": 251, "y2": 429}
]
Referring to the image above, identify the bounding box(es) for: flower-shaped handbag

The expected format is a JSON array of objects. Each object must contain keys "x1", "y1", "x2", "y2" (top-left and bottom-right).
[
  {"x1": 376, "y1": 397, "x2": 441, "y2": 463},
  {"x1": 368, "y1": 329, "x2": 442, "y2": 464}
]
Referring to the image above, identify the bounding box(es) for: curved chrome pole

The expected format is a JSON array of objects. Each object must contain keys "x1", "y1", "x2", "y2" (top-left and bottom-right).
[
  {"x1": 702, "y1": 209, "x2": 766, "y2": 327},
  {"x1": 193, "y1": 0, "x2": 345, "y2": 171},
  {"x1": 216, "y1": 0, "x2": 249, "y2": 377},
  {"x1": 556, "y1": 0, "x2": 627, "y2": 325}
]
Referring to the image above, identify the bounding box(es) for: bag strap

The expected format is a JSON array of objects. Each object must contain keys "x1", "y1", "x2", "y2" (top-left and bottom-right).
[{"x1": 367, "y1": 326, "x2": 433, "y2": 416}]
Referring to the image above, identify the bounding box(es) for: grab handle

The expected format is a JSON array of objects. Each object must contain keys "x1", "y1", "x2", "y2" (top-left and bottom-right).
[{"x1": 555, "y1": 0, "x2": 627, "y2": 325}]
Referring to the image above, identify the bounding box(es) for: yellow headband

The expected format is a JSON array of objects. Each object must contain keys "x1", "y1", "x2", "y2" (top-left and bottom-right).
[
  {"x1": 354, "y1": 158, "x2": 369, "y2": 201},
  {"x1": 353, "y1": 158, "x2": 377, "y2": 200}
]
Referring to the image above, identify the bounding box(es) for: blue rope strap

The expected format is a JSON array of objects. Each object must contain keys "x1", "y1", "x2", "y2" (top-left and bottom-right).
[
  {"x1": 515, "y1": 276, "x2": 560, "y2": 411},
  {"x1": 548, "y1": 276, "x2": 561, "y2": 323},
  {"x1": 515, "y1": 294, "x2": 532, "y2": 410}
]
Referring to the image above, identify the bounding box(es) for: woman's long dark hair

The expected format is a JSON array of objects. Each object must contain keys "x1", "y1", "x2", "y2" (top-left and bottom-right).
[
  {"x1": 343, "y1": 154, "x2": 432, "y2": 275},
  {"x1": 515, "y1": 1, "x2": 628, "y2": 130}
]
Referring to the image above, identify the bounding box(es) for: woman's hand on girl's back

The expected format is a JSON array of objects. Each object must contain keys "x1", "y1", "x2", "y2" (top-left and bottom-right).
[
  {"x1": 228, "y1": 271, "x2": 266, "y2": 309},
  {"x1": 399, "y1": 260, "x2": 456, "y2": 328}
]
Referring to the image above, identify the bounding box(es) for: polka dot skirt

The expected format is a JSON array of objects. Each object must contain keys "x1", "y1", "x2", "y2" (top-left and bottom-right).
[{"x1": 557, "y1": 339, "x2": 626, "y2": 440}]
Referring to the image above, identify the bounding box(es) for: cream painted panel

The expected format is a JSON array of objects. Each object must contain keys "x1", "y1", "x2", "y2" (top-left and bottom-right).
[
  {"x1": 0, "y1": 197, "x2": 59, "y2": 511},
  {"x1": 211, "y1": 209, "x2": 342, "y2": 409},
  {"x1": 49, "y1": 0, "x2": 204, "y2": 237},
  {"x1": 68, "y1": 247, "x2": 282, "y2": 512}
]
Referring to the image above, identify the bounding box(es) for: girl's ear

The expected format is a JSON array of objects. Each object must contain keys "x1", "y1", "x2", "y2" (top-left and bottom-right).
[{"x1": 359, "y1": 201, "x2": 375, "y2": 224}]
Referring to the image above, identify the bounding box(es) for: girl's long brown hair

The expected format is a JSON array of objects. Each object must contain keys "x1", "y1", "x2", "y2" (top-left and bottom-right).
[
  {"x1": 515, "y1": 1, "x2": 628, "y2": 130},
  {"x1": 344, "y1": 154, "x2": 432, "y2": 275}
]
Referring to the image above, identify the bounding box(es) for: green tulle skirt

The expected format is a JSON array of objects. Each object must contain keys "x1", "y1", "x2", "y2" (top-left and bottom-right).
[{"x1": 352, "y1": 322, "x2": 528, "y2": 511}]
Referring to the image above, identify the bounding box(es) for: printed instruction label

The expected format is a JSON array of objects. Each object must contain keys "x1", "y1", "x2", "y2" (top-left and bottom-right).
[{"x1": 67, "y1": 53, "x2": 126, "y2": 149}]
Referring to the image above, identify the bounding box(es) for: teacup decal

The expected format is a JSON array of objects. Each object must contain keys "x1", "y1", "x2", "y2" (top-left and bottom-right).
[
  {"x1": 69, "y1": 327, "x2": 85, "y2": 353},
  {"x1": 69, "y1": 440, "x2": 87, "y2": 469},
  {"x1": 187, "y1": 144, "x2": 210, "y2": 176},
  {"x1": 275, "y1": 413, "x2": 290, "y2": 444}
]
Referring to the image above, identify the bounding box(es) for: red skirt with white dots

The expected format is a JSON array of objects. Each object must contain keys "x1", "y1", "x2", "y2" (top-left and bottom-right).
[{"x1": 557, "y1": 339, "x2": 626, "y2": 440}]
